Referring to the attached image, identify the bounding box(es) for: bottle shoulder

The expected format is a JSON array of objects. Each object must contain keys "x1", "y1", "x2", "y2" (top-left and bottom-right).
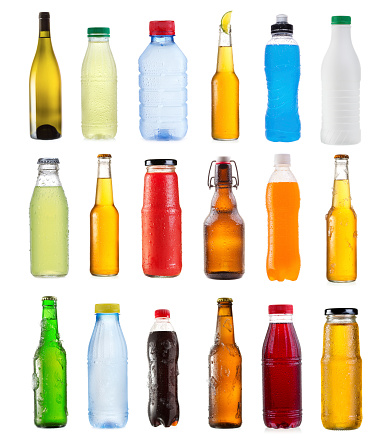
[
  {"x1": 139, "y1": 42, "x2": 187, "y2": 69},
  {"x1": 268, "y1": 168, "x2": 297, "y2": 183},
  {"x1": 266, "y1": 35, "x2": 298, "y2": 46}
]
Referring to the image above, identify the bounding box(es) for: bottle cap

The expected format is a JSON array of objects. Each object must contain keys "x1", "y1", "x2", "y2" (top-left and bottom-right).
[
  {"x1": 155, "y1": 309, "x2": 170, "y2": 318},
  {"x1": 216, "y1": 156, "x2": 231, "y2": 163},
  {"x1": 334, "y1": 154, "x2": 349, "y2": 159},
  {"x1": 271, "y1": 14, "x2": 293, "y2": 34},
  {"x1": 97, "y1": 154, "x2": 112, "y2": 158},
  {"x1": 331, "y1": 16, "x2": 351, "y2": 25},
  {"x1": 274, "y1": 154, "x2": 291, "y2": 166},
  {"x1": 145, "y1": 159, "x2": 177, "y2": 166},
  {"x1": 42, "y1": 296, "x2": 57, "y2": 306},
  {"x1": 88, "y1": 27, "x2": 110, "y2": 37},
  {"x1": 39, "y1": 12, "x2": 50, "y2": 19},
  {"x1": 95, "y1": 304, "x2": 120, "y2": 314},
  {"x1": 149, "y1": 21, "x2": 175, "y2": 36},
  {"x1": 269, "y1": 304, "x2": 293, "y2": 314},
  {"x1": 325, "y1": 308, "x2": 358, "y2": 315},
  {"x1": 38, "y1": 158, "x2": 59, "y2": 165},
  {"x1": 217, "y1": 298, "x2": 233, "y2": 303}
]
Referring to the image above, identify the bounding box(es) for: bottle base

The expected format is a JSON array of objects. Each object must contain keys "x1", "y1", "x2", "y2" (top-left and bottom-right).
[
  {"x1": 31, "y1": 125, "x2": 61, "y2": 140},
  {"x1": 212, "y1": 136, "x2": 239, "y2": 141},
  {"x1": 89, "y1": 414, "x2": 128, "y2": 429},
  {"x1": 264, "y1": 417, "x2": 302, "y2": 429},
  {"x1": 265, "y1": 131, "x2": 300, "y2": 143},
  {"x1": 32, "y1": 273, "x2": 68, "y2": 278},
  {"x1": 35, "y1": 421, "x2": 66, "y2": 428},
  {"x1": 91, "y1": 272, "x2": 119, "y2": 277},
  {"x1": 321, "y1": 130, "x2": 361, "y2": 146},
  {"x1": 206, "y1": 271, "x2": 243, "y2": 280},
  {"x1": 209, "y1": 422, "x2": 241, "y2": 429},
  {"x1": 327, "y1": 278, "x2": 356, "y2": 283},
  {"x1": 145, "y1": 273, "x2": 179, "y2": 278}
]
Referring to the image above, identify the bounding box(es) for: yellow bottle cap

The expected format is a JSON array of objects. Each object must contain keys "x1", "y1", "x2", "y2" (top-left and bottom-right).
[
  {"x1": 217, "y1": 298, "x2": 233, "y2": 303},
  {"x1": 97, "y1": 154, "x2": 112, "y2": 158},
  {"x1": 95, "y1": 303, "x2": 120, "y2": 314}
]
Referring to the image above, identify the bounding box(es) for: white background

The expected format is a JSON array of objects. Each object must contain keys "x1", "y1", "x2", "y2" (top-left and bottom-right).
[{"x1": 0, "y1": 0, "x2": 383, "y2": 442}]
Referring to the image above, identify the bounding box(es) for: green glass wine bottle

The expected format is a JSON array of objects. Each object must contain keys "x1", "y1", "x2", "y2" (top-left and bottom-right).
[
  {"x1": 33, "y1": 297, "x2": 67, "y2": 428},
  {"x1": 29, "y1": 12, "x2": 62, "y2": 140}
]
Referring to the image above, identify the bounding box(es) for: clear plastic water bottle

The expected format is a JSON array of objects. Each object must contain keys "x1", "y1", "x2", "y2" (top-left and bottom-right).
[
  {"x1": 265, "y1": 14, "x2": 301, "y2": 142},
  {"x1": 88, "y1": 304, "x2": 128, "y2": 428},
  {"x1": 139, "y1": 21, "x2": 187, "y2": 141}
]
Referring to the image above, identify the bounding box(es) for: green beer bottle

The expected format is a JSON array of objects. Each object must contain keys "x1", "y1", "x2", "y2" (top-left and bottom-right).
[
  {"x1": 33, "y1": 296, "x2": 67, "y2": 428},
  {"x1": 29, "y1": 158, "x2": 69, "y2": 277}
]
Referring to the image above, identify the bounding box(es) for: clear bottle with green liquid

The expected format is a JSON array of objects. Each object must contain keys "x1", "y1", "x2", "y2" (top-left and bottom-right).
[{"x1": 29, "y1": 158, "x2": 69, "y2": 277}]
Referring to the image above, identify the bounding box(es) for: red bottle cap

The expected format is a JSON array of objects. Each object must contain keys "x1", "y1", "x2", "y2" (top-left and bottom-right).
[
  {"x1": 269, "y1": 304, "x2": 293, "y2": 314},
  {"x1": 149, "y1": 21, "x2": 175, "y2": 36},
  {"x1": 155, "y1": 309, "x2": 170, "y2": 318}
]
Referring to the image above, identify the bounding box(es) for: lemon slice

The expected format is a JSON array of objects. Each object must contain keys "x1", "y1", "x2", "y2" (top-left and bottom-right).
[{"x1": 221, "y1": 11, "x2": 232, "y2": 33}]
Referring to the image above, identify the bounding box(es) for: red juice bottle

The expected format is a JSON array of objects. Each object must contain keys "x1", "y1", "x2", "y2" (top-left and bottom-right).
[
  {"x1": 142, "y1": 159, "x2": 182, "y2": 277},
  {"x1": 262, "y1": 304, "x2": 302, "y2": 428}
]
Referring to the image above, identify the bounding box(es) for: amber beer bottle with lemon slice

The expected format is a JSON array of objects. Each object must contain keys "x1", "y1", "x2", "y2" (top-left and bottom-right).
[{"x1": 211, "y1": 12, "x2": 239, "y2": 140}]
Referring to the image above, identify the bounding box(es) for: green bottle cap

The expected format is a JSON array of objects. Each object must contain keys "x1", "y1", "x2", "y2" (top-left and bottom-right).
[
  {"x1": 88, "y1": 27, "x2": 110, "y2": 37},
  {"x1": 331, "y1": 16, "x2": 351, "y2": 25}
]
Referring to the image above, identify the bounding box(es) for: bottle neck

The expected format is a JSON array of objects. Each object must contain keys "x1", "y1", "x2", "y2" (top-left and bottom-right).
[
  {"x1": 215, "y1": 303, "x2": 235, "y2": 344},
  {"x1": 217, "y1": 28, "x2": 234, "y2": 72},
  {"x1": 88, "y1": 36, "x2": 109, "y2": 43},
  {"x1": 326, "y1": 314, "x2": 357, "y2": 324},
  {"x1": 151, "y1": 35, "x2": 174, "y2": 44},
  {"x1": 36, "y1": 165, "x2": 61, "y2": 186},
  {"x1": 146, "y1": 165, "x2": 176, "y2": 174},
  {"x1": 96, "y1": 159, "x2": 113, "y2": 205},
  {"x1": 96, "y1": 313, "x2": 119, "y2": 323},
  {"x1": 332, "y1": 160, "x2": 351, "y2": 208},
  {"x1": 39, "y1": 16, "x2": 50, "y2": 38},
  {"x1": 269, "y1": 313, "x2": 293, "y2": 323},
  {"x1": 40, "y1": 303, "x2": 59, "y2": 344},
  {"x1": 331, "y1": 24, "x2": 352, "y2": 43}
]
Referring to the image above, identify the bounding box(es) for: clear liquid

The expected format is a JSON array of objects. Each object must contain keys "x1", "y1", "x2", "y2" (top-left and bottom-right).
[{"x1": 30, "y1": 186, "x2": 69, "y2": 277}]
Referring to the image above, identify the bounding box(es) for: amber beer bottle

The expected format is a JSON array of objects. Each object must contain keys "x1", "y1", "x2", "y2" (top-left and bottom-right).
[
  {"x1": 209, "y1": 298, "x2": 242, "y2": 428},
  {"x1": 90, "y1": 154, "x2": 119, "y2": 276},
  {"x1": 204, "y1": 157, "x2": 244, "y2": 279}
]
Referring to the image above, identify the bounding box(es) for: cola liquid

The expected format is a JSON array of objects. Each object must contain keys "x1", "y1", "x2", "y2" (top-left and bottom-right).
[{"x1": 147, "y1": 313, "x2": 179, "y2": 427}]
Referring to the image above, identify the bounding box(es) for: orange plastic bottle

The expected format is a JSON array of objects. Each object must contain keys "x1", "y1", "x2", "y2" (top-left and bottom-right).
[{"x1": 266, "y1": 154, "x2": 300, "y2": 281}]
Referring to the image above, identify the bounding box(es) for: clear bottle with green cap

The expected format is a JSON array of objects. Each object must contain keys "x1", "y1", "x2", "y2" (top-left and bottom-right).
[
  {"x1": 81, "y1": 27, "x2": 117, "y2": 139},
  {"x1": 33, "y1": 297, "x2": 67, "y2": 428},
  {"x1": 321, "y1": 16, "x2": 361, "y2": 145},
  {"x1": 29, "y1": 158, "x2": 69, "y2": 277},
  {"x1": 88, "y1": 303, "x2": 128, "y2": 428}
]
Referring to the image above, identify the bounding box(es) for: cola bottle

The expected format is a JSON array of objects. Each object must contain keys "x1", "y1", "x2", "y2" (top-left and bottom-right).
[{"x1": 147, "y1": 309, "x2": 179, "y2": 427}]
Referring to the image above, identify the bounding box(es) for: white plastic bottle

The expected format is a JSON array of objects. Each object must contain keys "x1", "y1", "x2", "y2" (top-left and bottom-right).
[{"x1": 321, "y1": 16, "x2": 360, "y2": 145}]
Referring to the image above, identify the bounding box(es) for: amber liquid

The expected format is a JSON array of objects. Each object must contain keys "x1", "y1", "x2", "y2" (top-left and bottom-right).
[
  {"x1": 321, "y1": 321, "x2": 362, "y2": 430},
  {"x1": 212, "y1": 46, "x2": 239, "y2": 140},
  {"x1": 326, "y1": 179, "x2": 357, "y2": 282},
  {"x1": 266, "y1": 182, "x2": 300, "y2": 281},
  {"x1": 90, "y1": 178, "x2": 119, "y2": 276},
  {"x1": 204, "y1": 165, "x2": 244, "y2": 279},
  {"x1": 209, "y1": 303, "x2": 242, "y2": 428}
]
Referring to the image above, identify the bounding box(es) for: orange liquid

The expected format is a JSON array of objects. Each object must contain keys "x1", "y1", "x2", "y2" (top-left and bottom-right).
[
  {"x1": 90, "y1": 178, "x2": 119, "y2": 276},
  {"x1": 266, "y1": 182, "x2": 300, "y2": 281},
  {"x1": 211, "y1": 47, "x2": 239, "y2": 140}
]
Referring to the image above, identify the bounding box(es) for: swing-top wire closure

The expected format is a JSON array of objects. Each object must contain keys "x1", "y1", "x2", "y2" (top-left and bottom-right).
[{"x1": 207, "y1": 160, "x2": 240, "y2": 189}]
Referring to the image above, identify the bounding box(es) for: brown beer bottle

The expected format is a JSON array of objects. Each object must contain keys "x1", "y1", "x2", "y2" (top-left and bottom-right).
[
  {"x1": 209, "y1": 298, "x2": 242, "y2": 428},
  {"x1": 204, "y1": 157, "x2": 244, "y2": 279}
]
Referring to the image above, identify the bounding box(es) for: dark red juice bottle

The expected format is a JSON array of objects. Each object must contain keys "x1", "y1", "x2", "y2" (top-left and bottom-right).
[
  {"x1": 147, "y1": 309, "x2": 179, "y2": 427},
  {"x1": 262, "y1": 304, "x2": 302, "y2": 428},
  {"x1": 142, "y1": 159, "x2": 182, "y2": 277}
]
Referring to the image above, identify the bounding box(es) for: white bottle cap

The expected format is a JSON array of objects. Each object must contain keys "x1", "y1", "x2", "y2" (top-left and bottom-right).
[
  {"x1": 274, "y1": 154, "x2": 291, "y2": 166},
  {"x1": 216, "y1": 156, "x2": 231, "y2": 163},
  {"x1": 276, "y1": 14, "x2": 288, "y2": 23}
]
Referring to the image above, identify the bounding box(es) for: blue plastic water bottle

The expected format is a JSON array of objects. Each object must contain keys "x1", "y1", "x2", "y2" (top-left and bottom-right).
[
  {"x1": 139, "y1": 20, "x2": 187, "y2": 141},
  {"x1": 265, "y1": 15, "x2": 301, "y2": 142},
  {"x1": 88, "y1": 304, "x2": 128, "y2": 428}
]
